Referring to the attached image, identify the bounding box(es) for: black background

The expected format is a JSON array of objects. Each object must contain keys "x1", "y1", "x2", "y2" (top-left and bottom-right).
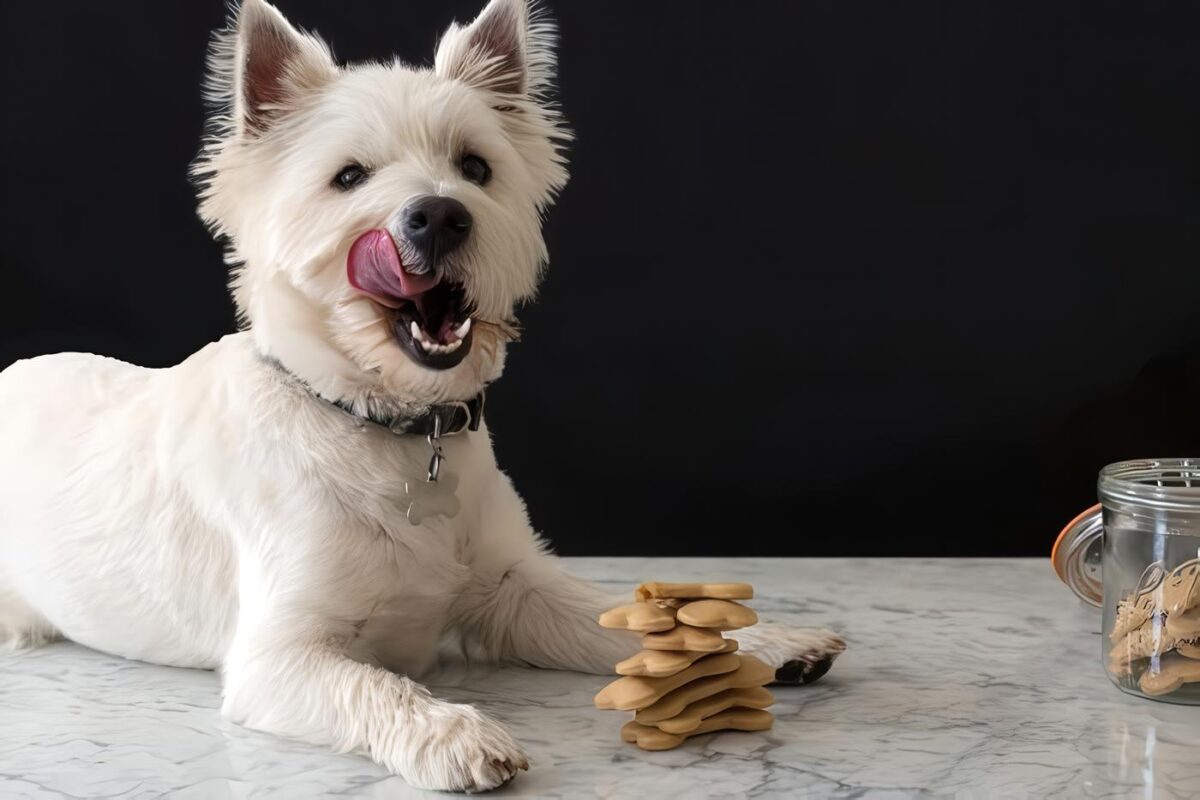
[{"x1": 2, "y1": 2, "x2": 1197, "y2": 556}]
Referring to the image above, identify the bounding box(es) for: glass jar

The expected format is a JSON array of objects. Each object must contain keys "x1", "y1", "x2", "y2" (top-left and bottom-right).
[{"x1": 1055, "y1": 459, "x2": 1200, "y2": 704}]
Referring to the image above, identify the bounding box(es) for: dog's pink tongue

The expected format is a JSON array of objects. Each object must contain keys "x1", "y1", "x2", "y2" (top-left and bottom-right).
[{"x1": 347, "y1": 229, "x2": 438, "y2": 306}]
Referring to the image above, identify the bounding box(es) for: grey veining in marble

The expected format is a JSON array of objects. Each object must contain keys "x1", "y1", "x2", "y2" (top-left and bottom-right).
[{"x1": 1, "y1": 558, "x2": 1197, "y2": 798}]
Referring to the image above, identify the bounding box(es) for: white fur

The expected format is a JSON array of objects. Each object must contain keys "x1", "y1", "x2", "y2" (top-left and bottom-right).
[{"x1": 0, "y1": 0, "x2": 842, "y2": 792}]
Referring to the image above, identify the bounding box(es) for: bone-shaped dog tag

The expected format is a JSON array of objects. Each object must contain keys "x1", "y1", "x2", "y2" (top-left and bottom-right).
[{"x1": 404, "y1": 471, "x2": 461, "y2": 525}]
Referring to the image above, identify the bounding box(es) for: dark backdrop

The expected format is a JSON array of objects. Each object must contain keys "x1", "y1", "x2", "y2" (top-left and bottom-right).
[{"x1": 2, "y1": 2, "x2": 1197, "y2": 556}]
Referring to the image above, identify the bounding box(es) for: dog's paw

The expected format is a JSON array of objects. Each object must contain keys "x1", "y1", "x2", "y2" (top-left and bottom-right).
[
  {"x1": 737, "y1": 623, "x2": 846, "y2": 686},
  {"x1": 399, "y1": 703, "x2": 529, "y2": 793}
]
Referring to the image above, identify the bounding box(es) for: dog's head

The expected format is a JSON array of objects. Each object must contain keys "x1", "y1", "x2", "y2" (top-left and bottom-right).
[{"x1": 194, "y1": 0, "x2": 568, "y2": 407}]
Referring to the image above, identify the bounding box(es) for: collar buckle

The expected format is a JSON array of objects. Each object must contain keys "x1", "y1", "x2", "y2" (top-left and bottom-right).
[
  {"x1": 423, "y1": 395, "x2": 486, "y2": 482},
  {"x1": 427, "y1": 412, "x2": 445, "y2": 482},
  {"x1": 437, "y1": 400, "x2": 474, "y2": 437}
]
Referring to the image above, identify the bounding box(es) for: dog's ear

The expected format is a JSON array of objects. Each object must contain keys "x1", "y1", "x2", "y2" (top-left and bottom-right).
[
  {"x1": 434, "y1": 0, "x2": 556, "y2": 99},
  {"x1": 207, "y1": 0, "x2": 336, "y2": 137}
]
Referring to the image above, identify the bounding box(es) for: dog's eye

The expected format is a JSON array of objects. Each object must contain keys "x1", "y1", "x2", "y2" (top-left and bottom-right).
[
  {"x1": 460, "y1": 154, "x2": 492, "y2": 186},
  {"x1": 333, "y1": 164, "x2": 370, "y2": 191}
]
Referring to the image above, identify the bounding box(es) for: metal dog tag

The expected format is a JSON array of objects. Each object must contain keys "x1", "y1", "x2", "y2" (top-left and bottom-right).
[{"x1": 404, "y1": 471, "x2": 461, "y2": 525}]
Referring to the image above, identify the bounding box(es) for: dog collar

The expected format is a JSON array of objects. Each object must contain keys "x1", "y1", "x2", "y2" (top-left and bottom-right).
[
  {"x1": 330, "y1": 392, "x2": 485, "y2": 439},
  {"x1": 332, "y1": 392, "x2": 485, "y2": 483},
  {"x1": 264, "y1": 355, "x2": 484, "y2": 482}
]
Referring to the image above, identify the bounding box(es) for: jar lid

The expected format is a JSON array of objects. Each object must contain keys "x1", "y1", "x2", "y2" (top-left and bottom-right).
[
  {"x1": 1052, "y1": 503, "x2": 1103, "y2": 606},
  {"x1": 1099, "y1": 458, "x2": 1200, "y2": 513}
]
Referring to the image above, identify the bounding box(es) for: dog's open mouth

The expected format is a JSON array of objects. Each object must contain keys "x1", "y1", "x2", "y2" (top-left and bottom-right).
[
  {"x1": 389, "y1": 283, "x2": 474, "y2": 368},
  {"x1": 347, "y1": 229, "x2": 474, "y2": 370}
]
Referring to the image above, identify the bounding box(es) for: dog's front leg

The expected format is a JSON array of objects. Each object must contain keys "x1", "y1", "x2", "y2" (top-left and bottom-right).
[
  {"x1": 460, "y1": 550, "x2": 642, "y2": 674},
  {"x1": 222, "y1": 615, "x2": 527, "y2": 791},
  {"x1": 455, "y1": 476, "x2": 640, "y2": 674},
  {"x1": 459, "y1": 549, "x2": 847, "y2": 682},
  {"x1": 462, "y1": 476, "x2": 846, "y2": 682}
]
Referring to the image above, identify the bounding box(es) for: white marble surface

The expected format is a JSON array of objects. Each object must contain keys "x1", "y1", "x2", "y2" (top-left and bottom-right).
[{"x1": 1, "y1": 558, "x2": 1197, "y2": 799}]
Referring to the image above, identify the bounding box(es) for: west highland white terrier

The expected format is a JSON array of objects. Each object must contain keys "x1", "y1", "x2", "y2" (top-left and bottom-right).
[{"x1": 0, "y1": 0, "x2": 844, "y2": 790}]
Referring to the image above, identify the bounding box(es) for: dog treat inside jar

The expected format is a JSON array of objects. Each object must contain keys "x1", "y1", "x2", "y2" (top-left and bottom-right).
[{"x1": 1098, "y1": 460, "x2": 1200, "y2": 704}]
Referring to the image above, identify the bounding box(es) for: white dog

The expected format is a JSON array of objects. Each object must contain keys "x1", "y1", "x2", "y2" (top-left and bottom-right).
[{"x1": 0, "y1": 0, "x2": 844, "y2": 791}]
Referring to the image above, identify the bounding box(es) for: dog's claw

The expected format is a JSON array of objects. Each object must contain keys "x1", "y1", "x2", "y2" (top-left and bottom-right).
[{"x1": 773, "y1": 654, "x2": 836, "y2": 685}]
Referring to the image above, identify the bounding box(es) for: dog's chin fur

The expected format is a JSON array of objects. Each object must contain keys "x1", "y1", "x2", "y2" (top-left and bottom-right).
[
  {"x1": 192, "y1": 0, "x2": 568, "y2": 409},
  {"x1": 0, "y1": 0, "x2": 846, "y2": 792}
]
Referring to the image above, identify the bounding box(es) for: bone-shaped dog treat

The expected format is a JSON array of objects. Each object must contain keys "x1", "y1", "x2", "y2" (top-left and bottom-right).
[
  {"x1": 598, "y1": 602, "x2": 678, "y2": 633},
  {"x1": 1108, "y1": 650, "x2": 1140, "y2": 678},
  {"x1": 635, "y1": 654, "x2": 776, "y2": 723},
  {"x1": 594, "y1": 652, "x2": 740, "y2": 711},
  {"x1": 1110, "y1": 623, "x2": 1180, "y2": 665},
  {"x1": 1110, "y1": 606, "x2": 1200, "y2": 669},
  {"x1": 641, "y1": 624, "x2": 728, "y2": 652},
  {"x1": 1167, "y1": 607, "x2": 1200, "y2": 639},
  {"x1": 676, "y1": 599, "x2": 758, "y2": 631},
  {"x1": 1161, "y1": 560, "x2": 1200, "y2": 616},
  {"x1": 655, "y1": 686, "x2": 775, "y2": 734},
  {"x1": 1111, "y1": 588, "x2": 1163, "y2": 642},
  {"x1": 1112, "y1": 558, "x2": 1200, "y2": 642},
  {"x1": 620, "y1": 707, "x2": 773, "y2": 751},
  {"x1": 1138, "y1": 652, "x2": 1200, "y2": 696},
  {"x1": 616, "y1": 640, "x2": 739, "y2": 677},
  {"x1": 634, "y1": 581, "x2": 754, "y2": 601}
]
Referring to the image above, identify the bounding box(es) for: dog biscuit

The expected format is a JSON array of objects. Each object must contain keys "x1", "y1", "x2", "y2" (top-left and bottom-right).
[
  {"x1": 1109, "y1": 622, "x2": 1181, "y2": 664},
  {"x1": 1112, "y1": 558, "x2": 1200, "y2": 642},
  {"x1": 1111, "y1": 588, "x2": 1161, "y2": 641},
  {"x1": 621, "y1": 707, "x2": 773, "y2": 751},
  {"x1": 641, "y1": 624, "x2": 728, "y2": 652},
  {"x1": 593, "y1": 653, "x2": 740, "y2": 711},
  {"x1": 599, "y1": 581, "x2": 776, "y2": 751},
  {"x1": 676, "y1": 599, "x2": 758, "y2": 631},
  {"x1": 635, "y1": 654, "x2": 776, "y2": 723},
  {"x1": 1161, "y1": 559, "x2": 1200, "y2": 615},
  {"x1": 598, "y1": 602, "x2": 678, "y2": 633},
  {"x1": 1137, "y1": 652, "x2": 1200, "y2": 696},
  {"x1": 635, "y1": 581, "x2": 753, "y2": 601},
  {"x1": 655, "y1": 686, "x2": 775, "y2": 734},
  {"x1": 1167, "y1": 607, "x2": 1200, "y2": 639},
  {"x1": 616, "y1": 640, "x2": 738, "y2": 677}
]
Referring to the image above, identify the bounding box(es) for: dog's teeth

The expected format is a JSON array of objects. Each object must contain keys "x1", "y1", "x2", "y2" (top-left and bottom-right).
[
  {"x1": 409, "y1": 319, "x2": 466, "y2": 356},
  {"x1": 453, "y1": 318, "x2": 472, "y2": 338}
]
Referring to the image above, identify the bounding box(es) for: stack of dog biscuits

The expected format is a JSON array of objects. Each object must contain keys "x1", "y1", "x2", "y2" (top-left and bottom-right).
[
  {"x1": 1108, "y1": 558, "x2": 1200, "y2": 696},
  {"x1": 594, "y1": 581, "x2": 775, "y2": 750}
]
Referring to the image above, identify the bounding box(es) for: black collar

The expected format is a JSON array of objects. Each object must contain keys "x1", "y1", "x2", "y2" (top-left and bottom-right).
[
  {"x1": 265, "y1": 356, "x2": 485, "y2": 437},
  {"x1": 331, "y1": 392, "x2": 485, "y2": 437}
]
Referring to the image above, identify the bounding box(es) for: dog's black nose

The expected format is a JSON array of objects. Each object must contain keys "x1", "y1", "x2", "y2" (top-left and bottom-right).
[{"x1": 401, "y1": 196, "x2": 472, "y2": 265}]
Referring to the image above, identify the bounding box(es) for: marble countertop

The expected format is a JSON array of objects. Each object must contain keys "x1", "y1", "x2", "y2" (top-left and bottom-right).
[{"x1": 2, "y1": 558, "x2": 1197, "y2": 799}]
